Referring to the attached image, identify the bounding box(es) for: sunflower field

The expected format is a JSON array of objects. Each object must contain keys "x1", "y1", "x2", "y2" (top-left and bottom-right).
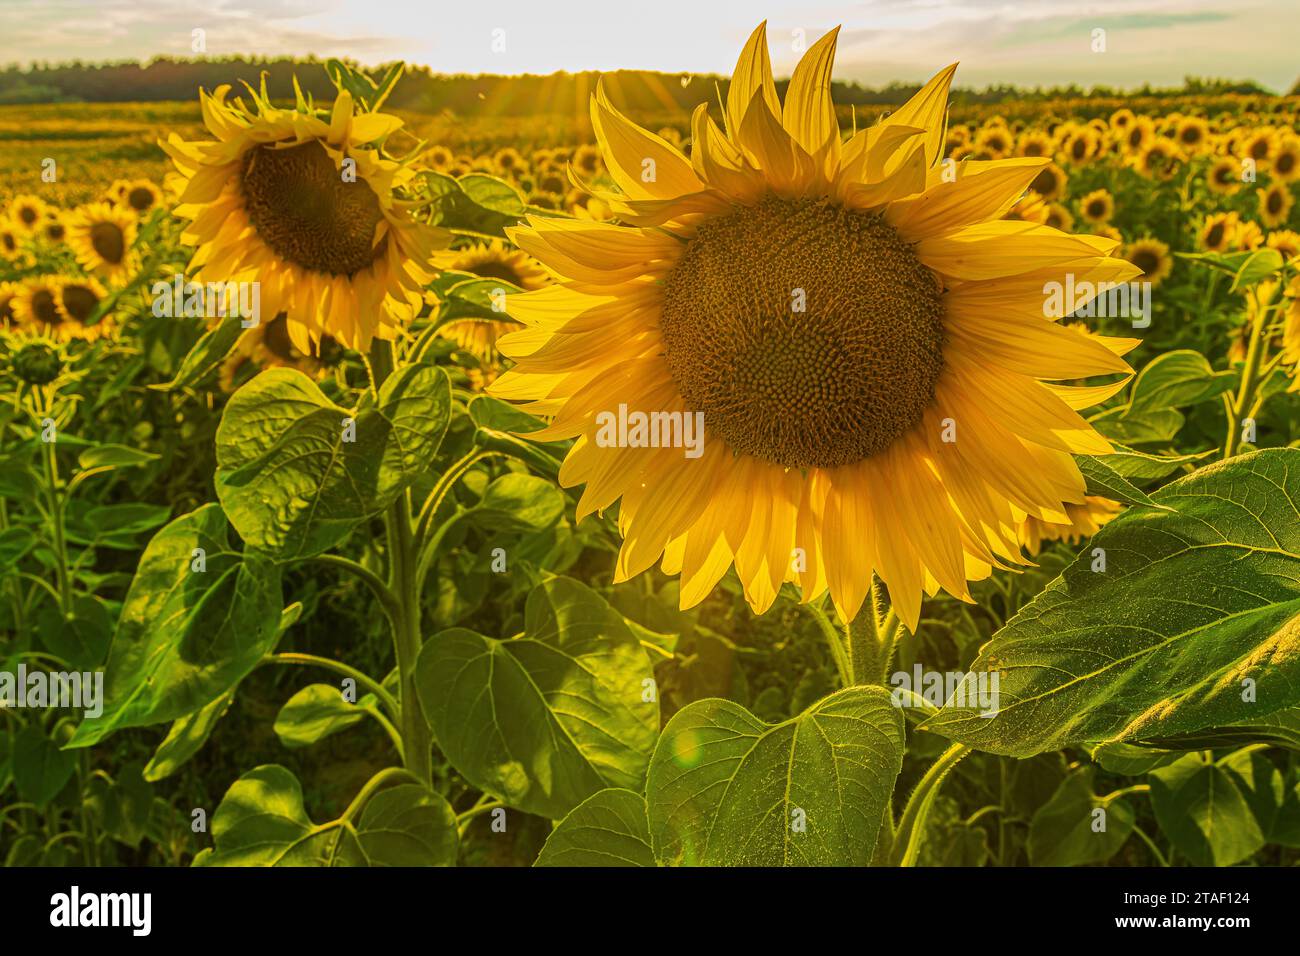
[{"x1": 2, "y1": 25, "x2": 1300, "y2": 874}]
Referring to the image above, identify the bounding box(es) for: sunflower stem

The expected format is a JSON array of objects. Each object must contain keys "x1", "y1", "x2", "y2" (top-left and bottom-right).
[
  {"x1": 1223, "y1": 282, "x2": 1276, "y2": 459},
  {"x1": 892, "y1": 742, "x2": 971, "y2": 867},
  {"x1": 845, "y1": 579, "x2": 892, "y2": 686}
]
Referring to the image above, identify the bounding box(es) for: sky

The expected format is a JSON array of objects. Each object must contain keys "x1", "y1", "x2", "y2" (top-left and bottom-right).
[{"x1": 0, "y1": 0, "x2": 1293, "y2": 92}]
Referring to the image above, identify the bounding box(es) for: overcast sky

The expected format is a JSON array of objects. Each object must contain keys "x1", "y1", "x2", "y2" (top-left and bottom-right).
[{"x1": 0, "y1": 0, "x2": 1293, "y2": 91}]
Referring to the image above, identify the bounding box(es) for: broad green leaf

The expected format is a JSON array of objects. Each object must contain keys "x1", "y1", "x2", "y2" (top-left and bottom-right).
[
  {"x1": 1026, "y1": 769, "x2": 1133, "y2": 866},
  {"x1": 1074, "y1": 455, "x2": 1158, "y2": 508},
  {"x1": 468, "y1": 394, "x2": 546, "y2": 434},
  {"x1": 926, "y1": 449, "x2": 1300, "y2": 756},
  {"x1": 1091, "y1": 444, "x2": 1210, "y2": 482},
  {"x1": 77, "y1": 443, "x2": 160, "y2": 470},
  {"x1": 13, "y1": 725, "x2": 76, "y2": 808},
  {"x1": 416, "y1": 577, "x2": 659, "y2": 819},
  {"x1": 354, "y1": 783, "x2": 458, "y2": 866},
  {"x1": 215, "y1": 364, "x2": 450, "y2": 559},
  {"x1": 466, "y1": 473, "x2": 565, "y2": 534},
  {"x1": 438, "y1": 277, "x2": 524, "y2": 322},
  {"x1": 1221, "y1": 749, "x2": 1300, "y2": 847},
  {"x1": 535, "y1": 788, "x2": 655, "y2": 867},
  {"x1": 1230, "y1": 247, "x2": 1285, "y2": 291},
  {"x1": 67, "y1": 504, "x2": 282, "y2": 748},
  {"x1": 1126, "y1": 350, "x2": 1235, "y2": 414},
  {"x1": 200, "y1": 766, "x2": 455, "y2": 867},
  {"x1": 645, "y1": 687, "x2": 905, "y2": 866},
  {"x1": 144, "y1": 692, "x2": 235, "y2": 782},
  {"x1": 273, "y1": 684, "x2": 367, "y2": 749},
  {"x1": 198, "y1": 765, "x2": 364, "y2": 867},
  {"x1": 1090, "y1": 406, "x2": 1184, "y2": 445},
  {"x1": 81, "y1": 503, "x2": 171, "y2": 540},
  {"x1": 1149, "y1": 754, "x2": 1263, "y2": 866}
]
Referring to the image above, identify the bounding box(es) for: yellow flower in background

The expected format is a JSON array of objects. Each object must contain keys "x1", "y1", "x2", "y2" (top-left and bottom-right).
[
  {"x1": 1125, "y1": 237, "x2": 1173, "y2": 286},
  {"x1": 434, "y1": 240, "x2": 552, "y2": 365},
  {"x1": 219, "y1": 312, "x2": 338, "y2": 392},
  {"x1": 1062, "y1": 127, "x2": 1100, "y2": 165},
  {"x1": 54, "y1": 276, "x2": 114, "y2": 341},
  {"x1": 1174, "y1": 116, "x2": 1210, "y2": 154},
  {"x1": 1207, "y1": 156, "x2": 1242, "y2": 195},
  {"x1": 1079, "y1": 188, "x2": 1114, "y2": 224},
  {"x1": 41, "y1": 211, "x2": 66, "y2": 245},
  {"x1": 1258, "y1": 182, "x2": 1294, "y2": 228},
  {"x1": 1019, "y1": 496, "x2": 1122, "y2": 555},
  {"x1": 1235, "y1": 219, "x2": 1265, "y2": 250},
  {"x1": 111, "y1": 179, "x2": 165, "y2": 217},
  {"x1": 1015, "y1": 130, "x2": 1053, "y2": 159},
  {"x1": 1266, "y1": 229, "x2": 1300, "y2": 260},
  {"x1": 1240, "y1": 129, "x2": 1277, "y2": 169},
  {"x1": 1272, "y1": 136, "x2": 1300, "y2": 183},
  {"x1": 974, "y1": 124, "x2": 1012, "y2": 159},
  {"x1": 65, "y1": 202, "x2": 136, "y2": 281},
  {"x1": 10, "y1": 275, "x2": 64, "y2": 328},
  {"x1": 1108, "y1": 108, "x2": 1135, "y2": 132},
  {"x1": 6, "y1": 194, "x2": 46, "y2": 234},
  {"x1": 160, "y1": 82, "x2": 449, "y2": 350},
  {"x1": 1121, "y1": 116, "x2": 1155, "y2": 155},
  {"x1": 1043, "y1": 202, "x2": 1074, "y2": 232},
  {"x1": 491, "y1": 23, "x2": 1138, "y2": 628},
  {"x1": 0, "y1": 280, "x2": 21, "y2": 324},
  {"x1": 1028, "y1": 162, "x2": 1068, "y2": 202},
  {"x1": 0, "y1": 219, "x2": 22, "y2": 259},
  {"x1": 1134, "y1": 140, "x2": 1181, "y2": 180},
  {"x1": 1200, "y1": 212, "x2": 1238, "y2": 253}
]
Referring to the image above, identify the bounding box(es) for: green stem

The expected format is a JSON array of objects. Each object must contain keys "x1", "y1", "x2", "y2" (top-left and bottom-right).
[
  {"x1": 892, "y1": 742, "x2": 971, "y2": 867},
  {"x1": 37, "y1": 391, "x2": 72, "y2": 616},
  {"x1": 264, "y1": 652, "x2": 399, "y2": 719},
  {"x1": 806, "y1": 599, "x2": 852, "y2": 688},
  {"x1": 386, "y1": 495, "x2": 432, "y2": 787},
  {"x1": 845, "y1": 580, "x2": 896, "y2": 685},
  {"x1": 1223, "y1": 283, "x2": 1276, "y2": 459},
  {"x1": 305, "y1": 553, "x2": 401, "y2": 626}
]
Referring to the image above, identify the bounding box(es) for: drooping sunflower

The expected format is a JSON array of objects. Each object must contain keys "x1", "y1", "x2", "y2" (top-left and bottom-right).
[
  {"x1": 1125, "y1": 237, "x2": 1173, "y2": 286},
  {"x1": 1078, "y1": 188, "x2": 1113, "y2": 224},
  {"x1": 1018, "y1": 496, "x2": 1122, "y2": 555},
  {"x1": 65, "y1": 202, "x2": 137, "y2": 281},
  {"x1": 6, "y1": 194, "x2": 46, "y2": 234},
  {"x1": 1259, "y1": 182, "x2": 1294, "y2": 228},
  {"x1": 160, "y1": 82, "x2": 449, "y2": 351},
  {"x1": 491, "y1": 24, "x2": 1139, "y2": 628}
]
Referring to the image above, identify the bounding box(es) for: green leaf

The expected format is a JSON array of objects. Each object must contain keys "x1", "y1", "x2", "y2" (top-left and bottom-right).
[
  {"x1": 1126, "y1": 350, "x2": 1235, "y2": 414},
  {"x1": 1091, "y1": 444, "x2": 1211, "y2": 482},
  {"x1": 38, "y1": 594, "x2": 113, "y2": 670},
  {"x1": 0, "y1": 526, "x2": 35, "y2": 569},
  {"x1": 1149, "y1": 754, "x2": 1263, "y2": 866},
  {"x1": 925, "y1": 449, "x2": 1300, "y2": 757},
  {"x1": 67, "y1": 504, "x2": 282, "y2": 748},
  {"x1": 198, "y1": 765, "x2": 364, "y2": 867},
  {"x1": 151, "y1": 314, "x2": 246, "y2": 392},
  {"x1": 418, "y1": 171, "x2": 527, "y2": 238},
  {"x1": 416, "y1": 577, "x2": 659, "y2": 819},
  {"x1": 86, "y1": 761, "x2": 153, "y2": 848},
  {"x1": 645, "y1": 687, "x2": 905, "y2": 866},
  {"x1": 77, "y1": 443, "x2": 160, "y2": 470},
  {"x1": 200, "y1": 766, "x2": 456, "y2": 867},
  {"x1": 1090, "y1": 406, "x2": 1184, "y2": 445},
  {"x1": 1221, "y1": 749, "x2": 1300, "y2": 847},
  {"x1": 1074, "y1": 455, "x2": 1158, "y2": 508},
  {"x1": 1230, "y1": 247, "x2": 1285, "y2": 292},
  {"x1": 215, "y1": 364, "x2": 451, "y2": 559},
  {"x1": 535, "y1": 788, "x2": 655, "y2": 867},
  {"x1": 438, "y1": 277, "x2": 524, "y2": 322},
  {"x1": 273, "y1": 684, "x2": 367, "y2": 749},
  {"x1": 143, "y1": 692, "x2": 235, "y2": 782},
  {"x1": 468, "y1": 394, "x2": 546, "y2": 435},
  {"x1": 466, "y1": 473, "x2": 565, "y2": 534},
  {"x1": 13, "y1": 725, "x2": 76, "y2": 808},
  {"x1": 1026, "y1": 768, "x2": 1133, "y2": 866},
  {"x1": 354, "y1": 783, "x2": 458, "y2": 866}
]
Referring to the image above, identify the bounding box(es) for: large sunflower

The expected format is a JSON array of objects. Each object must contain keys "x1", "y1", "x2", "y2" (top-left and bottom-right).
[
  {"x1": 490, "y1": 24, "x2": 1138, "y2": 629},
  {"x1": 160, "y1": 83, "x2": 449, "y2": 350}
]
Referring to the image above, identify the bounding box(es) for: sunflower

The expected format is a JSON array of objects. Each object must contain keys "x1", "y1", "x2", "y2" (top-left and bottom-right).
[
  {"x1": 40, "y1": 211, "x2": 66, "y2": 245},
  {"x1": 1207, "y1": 156, "x2": 1242, "y2": 195},
  {"x1": 1062, "y1": 127, "x2": 1099, "y2": 165},
  {"x1": 974, "y1": 124, "x2": 1011, "y2": 159},
  {"x1": 10, "y1": 276, "x2": 65, "y2": 329},
  {"x1": 437, "y1": 240, "x2": 550, "y2": 291},
  {"x1": 6, "y1": 194, "x2": 46, "y2": 234},
  {"x1": 491, "y1": 24, "x2": 1139, "y2": 628},
  {"x1": 494, "y1": 147, "x2": 526, "y2": 177},
  {"x1": 1015, "y1": 130, "x2": 1053, "y2": 158},
  {"x1": 53, "y1": 276, "x2": 113, "y2": 340},
  {"x1": 1108, "y1": 108, "x2": 1135, "y2": 132},
  {"x1": 1093, "y1": 225, "x2": 1123, "y2": 244},
  {"x1": 1240, "y1": 129, "x2": 1277, "y2": 169},
  {"x1": 160, "y1": 82, "x2": 449, "y2": 351},
  {"x1": 1122, "y1": 116, "x2": 1155, "y2": 155},
  {"x1": 1134, "y1": 141, "x2": 1181, "y2": 180},
  {"x1": 1018, "y1": 496, "x2": 1122, "y2": 555},
  {"x1": 1266, "y1": 229, "x2": 1300, "y2": 260},
  {"x1": 1259, "y1": 182, "x2": 1294, "y2": 228},
  {"x1": 219, "y1": 312, "x2": 337, "y2": 392},
  {"x1": 1078, "y1": 188, "x2": 1113, "y2": 224},
  {"x1": 1200, "y1": 211, "x2": 1238, "y2": 253},
  {"x1": 1174, "y1": 116, "x2": 1209, "y2": 153},
  {"x1": 119, "y1": 179, "x2": 164, "y2": 217},
  {"x1": 1028, "y1": 162, "x2": 1068, "y2": 201},
  {"x1": 571, "y1": 144, "x2": 602, "y2": 177},
  {"x1": 424, "y1": 144, "x2": 454, "y2": 169},
  {"x1": 1272, "y1": 136, "x2": 1300, "y2": 183},
  {"x1": 1235, "y1": 219, "x2": 1265, "y2": 250},
  {"x1": 0, "y1": 219, "x2": 22, "y2": 259},
  {"x1": 65, "y1": 202, "x2": 137, "y2": 281},
  {"x1": 1043, "y1": 202, "x2": 1074, "y2": 232},
  {"x1": 0, "y1": 280, "x2": 21, "y2": 325},
  {"x1": 1124, "y1": 237, "x2": 1173, "y2": 286}
]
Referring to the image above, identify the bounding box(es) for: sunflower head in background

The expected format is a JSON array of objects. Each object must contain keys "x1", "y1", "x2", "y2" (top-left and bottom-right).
[
  {"x1": 160, "y1": 77, "x2": 450, "y2": 351},
  {"x1": 66, "y1": 202, "x2": 137, "y2": 281},
  {"x1": 109, "y1": 178, "x2": 165, "y2": 218},
  {"x1": 6, "y1": 194, "x2": 46, "y2": 234},
  {"x1": 491, "y1": 22, "x2": 1139, "y2": 629}
]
